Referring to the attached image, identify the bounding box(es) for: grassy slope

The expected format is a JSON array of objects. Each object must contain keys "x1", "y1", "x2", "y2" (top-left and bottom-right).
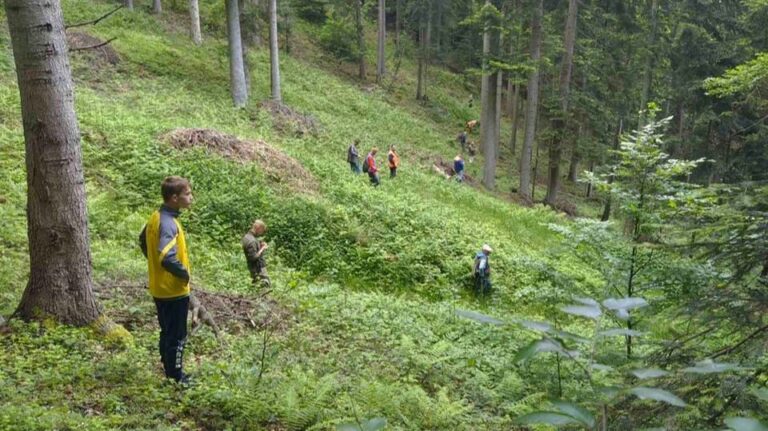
[{"x1": 0, "y1": 2, "x2": 602, "y2": 430}]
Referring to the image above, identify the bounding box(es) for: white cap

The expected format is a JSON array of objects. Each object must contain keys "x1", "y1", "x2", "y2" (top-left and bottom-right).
[{"x1": 482, "y1": 244, "x2": 493, "y2": 253}]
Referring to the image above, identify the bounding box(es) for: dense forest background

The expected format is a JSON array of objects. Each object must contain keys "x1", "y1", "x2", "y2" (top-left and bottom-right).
[{"x1": 1, "y1": 0, "x2": 767, "y2": 430}]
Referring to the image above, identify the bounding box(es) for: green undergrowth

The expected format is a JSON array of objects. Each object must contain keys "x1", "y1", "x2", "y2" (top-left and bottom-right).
[{"x1": 0, "y1": 1, "x2": 604, "y2": 429}]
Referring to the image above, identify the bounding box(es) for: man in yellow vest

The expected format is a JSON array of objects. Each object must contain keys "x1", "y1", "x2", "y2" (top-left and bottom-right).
[{"x1": 139, "y1": 176, "x2": 193, "y2": 384}]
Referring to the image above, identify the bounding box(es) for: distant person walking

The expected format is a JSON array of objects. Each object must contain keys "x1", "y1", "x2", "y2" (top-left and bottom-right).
[
  {"x1": 139, "y1": 176, "x2": 194, "y2": 384},
  {"x1": 242, "y1": 219, "x2": 271, "y2": 290},
  {"x1": 363, "y1": 147, "x2": 380, "y2": 187},
  {"x1": 467, "y1": 140, "x2": 477, "y2": 163},
  {"x1": 473, "y1": 244, "x2": 493, "y2": 295},
  {"x1": 453, "y1": 154, "x2": 465, "y2": 183},
  {"x1": 457, "y1": 131, "x2": 467, "y2": 152},
  {"x1": 387, "y1": 144, "x2": 400, "y2": 179},
  {"x1": 347, "y1": 139, "x2": 361, "y2": 174},
  {"x1": 465, "y1": 119, "x2": 479, "y2": 134}
]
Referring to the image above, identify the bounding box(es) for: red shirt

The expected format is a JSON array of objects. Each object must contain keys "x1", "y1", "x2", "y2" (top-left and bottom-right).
[{"x1": 366, "y1": 153, "x2": 378, "y2": 174}]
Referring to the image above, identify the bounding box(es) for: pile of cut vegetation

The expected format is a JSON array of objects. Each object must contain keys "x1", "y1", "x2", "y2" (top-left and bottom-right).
[
  {"x1": 66, "y1": 32, "x2": 120, "y2": 65},
  {"x1": 165, "y1": 128, "x2": 319, "y2": 194},
  {"x1": 259, "y1": 100, "x2": 321, "y2": 137}
]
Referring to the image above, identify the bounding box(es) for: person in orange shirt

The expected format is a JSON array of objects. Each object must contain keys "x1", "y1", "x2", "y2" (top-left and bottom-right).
[{"x1": 387, "y1": 144, "x2": 400, "y2": 179}]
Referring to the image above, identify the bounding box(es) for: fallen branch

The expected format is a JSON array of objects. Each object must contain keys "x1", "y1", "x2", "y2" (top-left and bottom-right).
[
  {"x1": 66, "y1": 5, "x2": 123, "y2": 29},
  {"x1": 70, "y1": 37, "x2": 118, "y2": 53}
]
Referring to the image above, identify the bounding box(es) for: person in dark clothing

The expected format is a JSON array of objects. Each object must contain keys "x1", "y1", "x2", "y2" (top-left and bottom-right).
[
  {"x1": 139, "y1": 176, "x2": 193, "y2": 384},
  {"x1": 242, "y1": 219, "x2": 271, "y2": 289},
  {"x1": 454, "y1": 154, "x2": 465, "y2": 183},
  {"x1": 457, "y1": 131, "x2": 467, "y2": 152},
  {"x1": 347, "y1": 139, "x2": 361, "y2": 174},
  {"x1": 473, "y1": 244, "x2": 493, "y2": 295},
  {"x1": 365, "y1": 147, "x2": 380, "y2": 187}
]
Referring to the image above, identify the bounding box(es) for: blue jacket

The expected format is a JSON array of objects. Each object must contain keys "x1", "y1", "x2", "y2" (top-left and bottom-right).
[{"x1": 454, "y1": 159, "x2": 465, "y2": 173}]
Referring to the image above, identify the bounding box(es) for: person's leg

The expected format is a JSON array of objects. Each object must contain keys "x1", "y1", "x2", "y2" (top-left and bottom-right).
[
  {"x1": 390, "y1": 167, "x2": 396, "y2": 178},
  {"x1": 162, "y1": 296, "x2": 190, "y2": 381},
  {"x1": 374, "y1": 173, "x2": 380, "y2": 186},
  {"x1": 350, "y1": 162, "x2": 357, "y2": 173},
  {"x1": 154, "y1": 299, "x2": 169, "y2": 371}
]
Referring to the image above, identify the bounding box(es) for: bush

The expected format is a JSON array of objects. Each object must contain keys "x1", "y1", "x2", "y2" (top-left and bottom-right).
[{"x1": 318, "y1": 16, "x2": 360, "y2": 62}]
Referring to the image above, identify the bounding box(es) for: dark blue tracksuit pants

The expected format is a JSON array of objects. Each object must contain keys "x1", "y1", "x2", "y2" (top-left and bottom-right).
[{"x1": 154, "y1": 296, "x2": 189, "y2": 381}]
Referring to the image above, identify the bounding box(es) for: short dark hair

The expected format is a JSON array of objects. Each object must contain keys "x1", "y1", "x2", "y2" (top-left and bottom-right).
[{"x1": 161, "y1": 176, "x2": 190, "y2": 201}]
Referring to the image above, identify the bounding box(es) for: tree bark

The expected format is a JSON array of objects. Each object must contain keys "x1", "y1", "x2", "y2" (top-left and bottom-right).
[
  {"x1": 189, "y1": 0, "x2": 202, "y2": 45},
  {"x1": 395, "y1": 0, "x2": 401, "y2": 49},
  {"x1": 638, "y1": 0, "x2": 659, "y2": 128},
  {"x1": 518, "y1": 0, "x2": 543, "y2": 201},
  {"x1": 354, "y1": 0, "x2": 366, "y2": 80},
  {"x1": 480, "y1": 6, "x2": 493, "y2": 188},
  {"x1": 601, "y1": 119, "x2": 623, "y2": 221},
  {"x1": 510, "y1": 85, "x2": 520, "y2": 154},
  {"x1": 125, "y1": 0, "x2": 134, "y2": 11},
  {"x1": 239, "y1": 0, "x2": 251, "y2": 93},
  {"x1": 377, "y1": 0, "x2": 386, "y2": 82},
  {"x1": 153, "y1": 0, "x2": 162, "y2": 14},
  {"x1": 6, "y1": 0, "x2": 102, "y2": 325},
  {"x1": 269, "y1": 0, "x2": 281, "y2": 101},
  {"x1": 227, "y1": 0, "x2": 248, "y2": 107},
  {"x1": 544, "y1": 0, "x2": 578, "y2": 207}
]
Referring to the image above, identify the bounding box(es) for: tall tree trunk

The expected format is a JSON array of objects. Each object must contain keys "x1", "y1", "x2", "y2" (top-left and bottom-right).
[
  {"x1": 568, "y1": 72, "x2": 588, "y2": 182},
  {"x1": 269, "y1": 0, "x2": 281, "y2": 101},
  {"x1": 355, "y1": 0, "x2": 366, "y2": 80},
  {"x1": 638, "y1": 0, "x2": 659, "y2": 129},
  {"x1": 189, "y1": 0, "x2": 202, "y2": 45},
  {"x1": 377, "y1": 0, "x2": 386, "y2": 82},
  {"x1": 544, "y1": 0, "x2": 578, "y2": 207},
  {"x1": 153, "y1": 0, "x2": 162, "y2": 14},
  {"x1": 518, "y1": 0, "x2": 543, "y2": 201},
  {"x1": 395, "y1": 0, "x2": 401, "y2": 49},
  {"x1": 125, "y1": 0, "x2": 134, "y2": 11},
  {"x1": 227, "y1": 0, "x2": 248, "y2": 107},
  {"x1": 601, "y1": 119, "x2": 623, "y2": 221},
  {"x1": 416, "y1": 21, "x2": 425, "y2": 100},
  {"x1": 238, "y1": 0, "x2": 251, "y2": 93},
  {"x1": 6, "y1": 0, "x2": 101, "y2": 325},
  {"x1": 480, "y1": 7, "x2": 493, "y2": 188},
  {"x1": 510, "y1": 85, "x2": 520, "y2": 154}
]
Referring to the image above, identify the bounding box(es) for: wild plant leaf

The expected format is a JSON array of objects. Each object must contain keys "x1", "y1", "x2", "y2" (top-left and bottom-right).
[
  {"x1": 336, "y1": 418, "x2": 387, "y2": 431},
  {"x1": 682, "y1": 359, "x2": 746, "y2": 374},
  {"x1": 630, "y1": 387, "x2": 687, "y2": 407},
  {"x1": 599, "y1": 328, "x2": 645, "y2": 337},
  {"x1": 515, "y1": 411, "x2": 584, "y2": 427},
  {"x1": 517, "y1": 319, "x2": 553, "y2": 332},
  {"x1": 551, "y1": 329, "x2": 590, "y2": 344},
  {"x1": 455, "y1": 309, "x2": 504, "y2": 325},
  {"x1": 631, "y1": 369, "x2": 670, "y2": 379},
  {"x1": 602, "y1": 297, "x2": 649, "y2": 310},
  {"x1": 750, "y1": 387, "x2": 768, "y2": 402},
  {"x1": 598, "y1": 386, "x2": 622, "y2": 401},
  {"x1": 591, "y1": 363, "x2": 614, "y2": 372},
  {"x1": 514, "y1": 338, "x2": 565, "y2": 363},
  {"x1": 574, "y1": 297, "x2": 599, "y2": 307},
  {"x1": 551, "y1": 400, "x2": 596, "y2": 428},
  {"x1": 724, "y1": 417, "x2": 768, "y2": 431},
  {"x1": 561, "y1": 304, "x2": 602, "y2": 319}
]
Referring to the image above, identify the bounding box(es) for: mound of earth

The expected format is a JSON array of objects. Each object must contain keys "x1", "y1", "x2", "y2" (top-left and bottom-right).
[
  {"x1": 259, "y1": 100, "x2": 321, "y2": 138},
  {"x1": 95, "y1": 281, "x2": 292, "y2": 335},
  {"x1": 433, "y1": 157, "x2": 476, "y2": 184},
  {"x1": 165, "y1": 128, "x2": 319, "y2": 195},
  {"x1": 66, "y1": 32, "x2": 120, "y2": 65}
]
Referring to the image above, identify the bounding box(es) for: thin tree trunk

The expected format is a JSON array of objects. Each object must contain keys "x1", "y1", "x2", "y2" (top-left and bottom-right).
[
  {"x1": 239, "y1": 0, "x2": 251, "y2": 93},
  {"x1": 395, "y1": 0, "x2": 401, "y2": 49},
  {"x1": 416, "y1": 22, "x2": 425, "y2": 100},
  {"x1": 227, "y1": 0, "x2": 248, "y2": 107},
  {"x1": 544, "y1": 0, "x2": 578, "y2": 207},
  {"x1": 480, "y1": 5, "x2": 495, "y2": 189},
  {"x1": 510, "y1": 85, "x2": 520, "y2": 154},
  {"x1": 424, "y1": 3, "x2": 431, "y2": 96},
  {"x1": 638, "y1": 0, "x2": 659, "y2": 128},
  {"x1": 355, "y1": 0, "x2": 366, "y2": 80},
  {"x1": 601, "y1": 119, "x2": 623, "y2": 221},
  {"x1": 568, "y1": 147, "x2": 580, "y2": 182},
  {"x1": 125, "y1": 0, "x2": 134, "y2": 11},
  {"x1": 269, "y1": 0, "x2": 281, "y2": 101},
  {"x1": 518, "y1": 0, "x2": 543, "y2": 201},
  {"x1": 189, "y1": 0, "x2": 202, "y2": 45},
  {"x1": 153, "y1": 0, "x2": 162, "y2": 14},
  {"x1": 377, "y1": 0, "x2": 386, "y2": 82},
  {"x1": 6, "y1": 0, "x2": 102, "y2": 325}
]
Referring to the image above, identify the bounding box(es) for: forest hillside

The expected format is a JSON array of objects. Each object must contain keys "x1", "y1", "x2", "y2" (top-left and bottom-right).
[{"x1": 1, "y1": 1, "x2": 767, "y2": 430}]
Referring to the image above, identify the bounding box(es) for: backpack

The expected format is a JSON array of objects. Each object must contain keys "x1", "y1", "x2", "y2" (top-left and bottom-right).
[{"x1": 362, "y1": 157, "x2": 370, "y2": 173}]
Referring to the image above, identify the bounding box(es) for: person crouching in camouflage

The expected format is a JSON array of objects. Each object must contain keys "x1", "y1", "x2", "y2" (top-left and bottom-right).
[{"x1": 242, "y1": 220, "x2": 271, "y2": 289}]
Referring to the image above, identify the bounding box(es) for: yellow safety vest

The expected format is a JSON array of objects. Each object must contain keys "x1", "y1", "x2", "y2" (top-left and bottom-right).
[{"x1": 145, "y1": 210, "x2": 190, "y2": 299}]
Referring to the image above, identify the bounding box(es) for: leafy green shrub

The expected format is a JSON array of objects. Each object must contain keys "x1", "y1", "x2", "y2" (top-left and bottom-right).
[
  {"x1": 318, "y1": 16, "x2": 360, "y2": 62},
  {"x1": 293, "y1": 0, "x2": 329, "y2": 24}
]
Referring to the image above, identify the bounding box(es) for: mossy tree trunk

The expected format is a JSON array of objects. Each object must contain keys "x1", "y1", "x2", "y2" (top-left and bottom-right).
[
  {"x1": 153, "y1": 0, "x2": 162, "y2": 14},
  {"x1": 354, "y1": 0, "x2": 366, "y2": 80},
  {"x1": 5, "y1": 0, "x2": 102, "y2": 325},
  {"x1": 377, "y1": 0, "x2": 386, "y2": 83},
  {"x1": 189, "y1": 0, "x2": 202, "y2": 45}
]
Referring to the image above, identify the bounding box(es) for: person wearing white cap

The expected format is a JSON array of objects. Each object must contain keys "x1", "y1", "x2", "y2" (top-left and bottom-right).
[{"x1": 473, "y1": 244, "x2": 493, "y2": 294}]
